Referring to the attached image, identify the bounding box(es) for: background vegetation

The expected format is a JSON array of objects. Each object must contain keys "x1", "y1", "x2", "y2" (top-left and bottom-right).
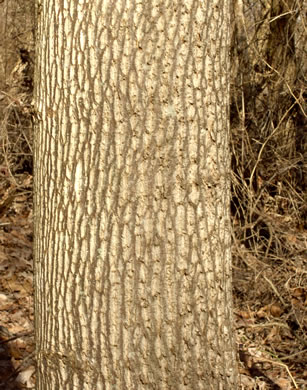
[{"x1": 0, "y1": 0, "x2": 306, "y2": 388}]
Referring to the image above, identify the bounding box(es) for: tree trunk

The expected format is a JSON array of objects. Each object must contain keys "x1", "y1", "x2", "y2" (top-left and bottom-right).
[{"x1": 34, "y1": 1, "x2": 238, "y2": 389}]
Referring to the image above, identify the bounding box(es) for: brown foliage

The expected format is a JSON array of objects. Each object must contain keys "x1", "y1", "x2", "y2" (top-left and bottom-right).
[
  {"x1": 231, "y1": 0, "x2": 307, "y2": 388},
  {"x1": 0, "y1": 0, "x2": 35, "y2": 388}
]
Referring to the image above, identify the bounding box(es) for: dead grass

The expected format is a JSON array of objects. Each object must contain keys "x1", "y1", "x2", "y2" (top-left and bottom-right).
[
  {"x1": 0, "y1": 0, "x2": 35, "y2": 388},
  {"x1": 231, "y1": 0, "x2": 307, "y2": 388}
]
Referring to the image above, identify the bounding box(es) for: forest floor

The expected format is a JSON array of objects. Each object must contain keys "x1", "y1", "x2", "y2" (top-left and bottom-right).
[
  {"x1": 0, "y1": 175, "x2": 306, "y2": 389},
  {"x1": 0, "y1": 175, "x2": 34, "y2": 389}
]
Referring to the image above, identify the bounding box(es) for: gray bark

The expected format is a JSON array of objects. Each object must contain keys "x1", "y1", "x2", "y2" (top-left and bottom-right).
[{"x1": 34, "y1": 1, "x2": 238, "y2": 389}]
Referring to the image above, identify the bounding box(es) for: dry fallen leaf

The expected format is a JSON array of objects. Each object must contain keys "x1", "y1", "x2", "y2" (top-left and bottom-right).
[
  {"x1": 270, "y1": 304, "x2": 283, "y2": 317},
  {"x1": 292, "y1": 288, "x2": 304, "y2": 297},
  {"x1": 16, "y1": 366, "x2": 35, "y2": 387},
  {"x1": 275, "y1": 377, "x2": 291, "y2": 390},
  {"x1": 266, "y1": 325, "x2": 281, "y2": 342}
]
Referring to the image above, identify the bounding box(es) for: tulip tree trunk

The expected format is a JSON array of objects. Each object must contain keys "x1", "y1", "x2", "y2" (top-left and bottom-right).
[{"x1": 34, "y1": 0, "x2": 238, "y2": 389}]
